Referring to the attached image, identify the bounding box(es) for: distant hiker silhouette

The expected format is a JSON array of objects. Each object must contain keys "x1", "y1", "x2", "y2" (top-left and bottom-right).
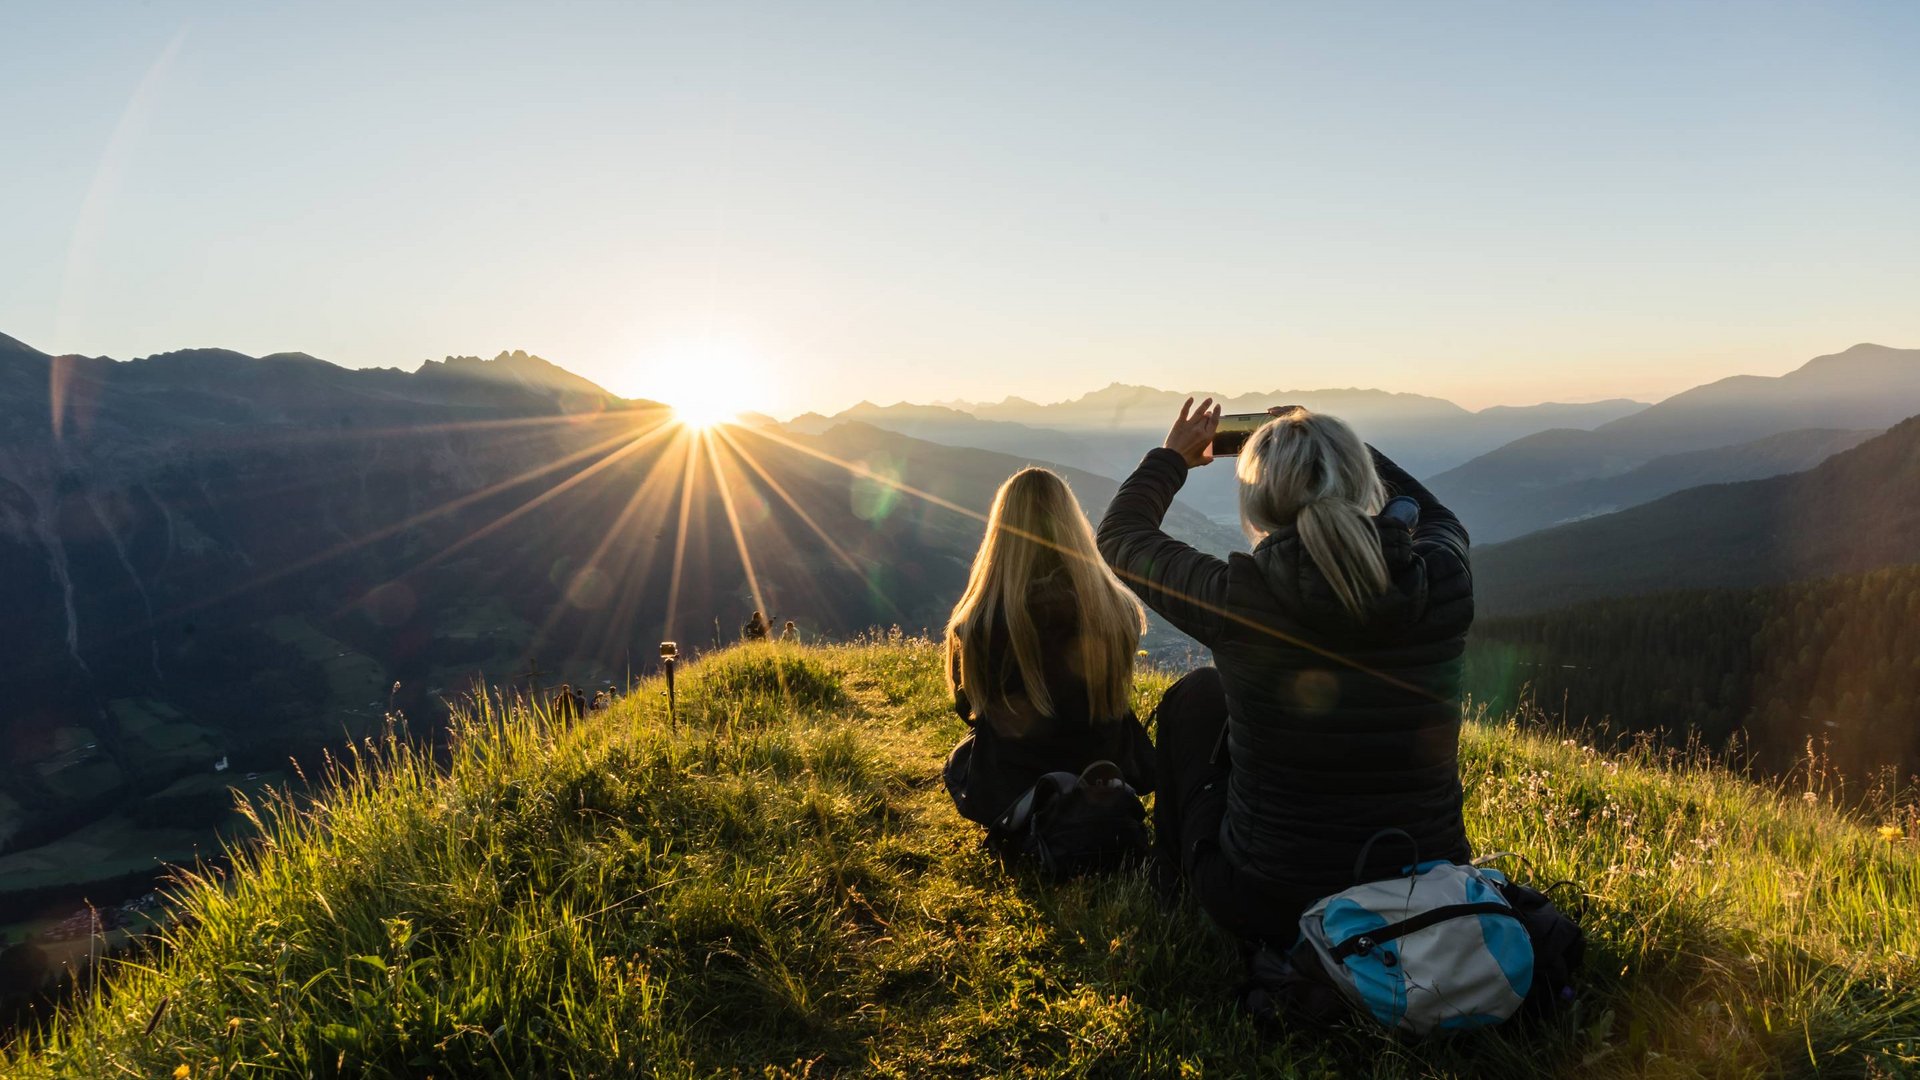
[
  {"x1": 552, "y1": 683, "x2": 587, "y2": 720},
  {"x1": 742, "y1": 611, "x2": 770, "y2": 641}
]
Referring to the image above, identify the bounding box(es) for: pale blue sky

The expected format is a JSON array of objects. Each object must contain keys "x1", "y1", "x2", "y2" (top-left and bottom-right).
[{"x1": 4, "y1": 1, "x2": 1917, "y2": 415}]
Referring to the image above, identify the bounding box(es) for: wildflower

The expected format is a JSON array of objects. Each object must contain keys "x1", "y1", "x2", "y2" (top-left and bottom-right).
[
  {"x1": 1880, "y1": 825, "x2": 1904, "y2": 842},
  {"x1": 174, "y1": 1067, "x2": 191, "y2": 1080}
]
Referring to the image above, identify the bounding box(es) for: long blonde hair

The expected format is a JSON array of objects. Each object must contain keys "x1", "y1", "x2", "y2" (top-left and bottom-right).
[
  {"x1": 945, "y1": 467, "x2": 1145, "y2": 728},
  {"x1": 1238, "y1": 409, "x2": 1390, "y2": 617}
]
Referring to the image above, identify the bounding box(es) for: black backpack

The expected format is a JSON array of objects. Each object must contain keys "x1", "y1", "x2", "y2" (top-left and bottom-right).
[
  {"x1": 1497, "y1": 876, "x2": 1586, "y2": 1015},
  {"x1": 988, "y1": 760, "x2": 1150, "y2": 879}
]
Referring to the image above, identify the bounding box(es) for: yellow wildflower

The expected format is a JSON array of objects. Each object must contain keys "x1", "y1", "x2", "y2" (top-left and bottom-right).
[
  {"x1": 1879, "y1": 825, "x2": 1904, "y2": 842},
  {"x1": 173, "y1": 1067, "x2": 191, "y2": 1080}
]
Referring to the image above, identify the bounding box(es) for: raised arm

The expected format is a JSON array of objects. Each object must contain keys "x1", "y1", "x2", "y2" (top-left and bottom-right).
[
  {"x1": 1096, "y1": 399, "x2": 1230, "y2": 646},
  {"x1": 1369, "y1": 445, "x2": 1469, "y2": 563}
]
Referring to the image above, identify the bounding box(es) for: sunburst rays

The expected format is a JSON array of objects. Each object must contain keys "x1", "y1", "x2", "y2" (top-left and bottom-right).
[{"x1": 68, "y1": 402, "x2": 1431, "y2": 708}]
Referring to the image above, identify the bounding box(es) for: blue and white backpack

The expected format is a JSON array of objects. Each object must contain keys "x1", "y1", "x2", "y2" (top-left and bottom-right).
[{"x1": 1247, "y1": 831, "x2": 1583, "y2": 1036}]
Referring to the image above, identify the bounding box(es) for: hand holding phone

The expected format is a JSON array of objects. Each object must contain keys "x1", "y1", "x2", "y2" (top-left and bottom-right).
[{"x1": 1163, "y1": 397, "x2": 1221, "y2": 467}]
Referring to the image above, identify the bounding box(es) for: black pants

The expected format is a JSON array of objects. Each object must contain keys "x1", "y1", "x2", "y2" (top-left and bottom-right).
[{"x1": 1153, "y1": 667, "x2": 1307, "y2": 944}]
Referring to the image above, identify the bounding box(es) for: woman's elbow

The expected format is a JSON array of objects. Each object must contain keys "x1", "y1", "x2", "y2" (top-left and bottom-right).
[{"x1": 1093, "y1": 514, "x2": 1122, "y2": 554}]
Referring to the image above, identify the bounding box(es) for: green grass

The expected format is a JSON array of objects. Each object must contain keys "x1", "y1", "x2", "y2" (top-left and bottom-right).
[{"x1": 5, "y1": 639, "x2": 1917, "y2": 1078}]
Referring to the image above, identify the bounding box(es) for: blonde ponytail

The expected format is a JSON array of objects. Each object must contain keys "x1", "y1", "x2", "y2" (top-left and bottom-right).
[
  {"x1": 1295, "y1": 498, "x2": 1391, "y2": 617},
  {"x1": 1237, "y1": 410, "x2": 1390, "y2": 617}
]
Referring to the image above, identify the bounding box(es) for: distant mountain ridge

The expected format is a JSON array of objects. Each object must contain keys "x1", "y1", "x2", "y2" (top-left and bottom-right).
[
  {"x1": 416, "y1": 349, "x2": 621, "y2": 402},
  {"x1": 797, "y1": 387, "x2": 1650, "y2": 520},
  {"x1": 1, "y1": 334, "x2": 641, "y2": 456},
  {"x1": 821, "y1": 347, "x2": 1913, "y2": 536},
  {"x1": 1595, "y1": 343, "x2": 1920, "y2": 453},
  {"x1": 930, "y1": 380, "x2": 1648, "y2": 432},
  {"x1": 1444, "y1": 428, "x2": 1882, "y2": 543},
  {"x1": 1473, "y1": 413, "x2": 1920, "y2": 615},
  {"x1": 1434, "y1": 344, "x2": 1920, "y2": 535}
]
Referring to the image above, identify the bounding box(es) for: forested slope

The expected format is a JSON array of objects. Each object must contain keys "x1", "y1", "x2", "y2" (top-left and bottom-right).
[
  {"x1": 1468, "y1": 565, "x2": 1920, "y2": 783},
  {"x1": 1474, "y1": 415, "x2": 1920, "y2": 615}
]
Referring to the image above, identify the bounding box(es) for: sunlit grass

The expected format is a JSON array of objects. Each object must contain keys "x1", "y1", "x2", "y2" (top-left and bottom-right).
[{"x1": 5, "y1": 639, "x2": 1916, "y2": 1077}]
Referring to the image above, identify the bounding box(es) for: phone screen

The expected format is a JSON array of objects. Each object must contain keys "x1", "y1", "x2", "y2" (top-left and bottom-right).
[{"x1": 1210, "y1": 413, "x2": 1271, "y2": 457}]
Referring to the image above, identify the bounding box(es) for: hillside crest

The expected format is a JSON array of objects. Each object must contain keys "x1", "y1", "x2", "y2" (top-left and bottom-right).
[{"x1": 4, "y1": 641, "x2": 1914, "y2": 1078}]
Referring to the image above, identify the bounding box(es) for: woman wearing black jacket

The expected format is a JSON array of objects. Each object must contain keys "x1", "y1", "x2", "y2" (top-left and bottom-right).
[
  {"x1": 1097, "y1": 401, "x2": 1474, "y2": 942},
  {"x1": 943, "y1": 467, "x2": 1156, "y2": 827}
]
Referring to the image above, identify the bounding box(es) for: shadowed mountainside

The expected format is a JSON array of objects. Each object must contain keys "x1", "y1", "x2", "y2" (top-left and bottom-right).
[
  {"x1": 1468, "y1": 564, "x2": 1920, "y2": 782},
  {"x1": 1447, "y1": 427, "x2": 1880, "y2": 543},
  {"x1": 1472, "y1": 414, "x2": 1920, "y2": 616}
]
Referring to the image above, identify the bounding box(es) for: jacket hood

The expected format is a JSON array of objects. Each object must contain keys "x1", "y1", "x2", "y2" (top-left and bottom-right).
[{"x1": 1248, "y1": 512, "x2": 1428, "y2": 631}]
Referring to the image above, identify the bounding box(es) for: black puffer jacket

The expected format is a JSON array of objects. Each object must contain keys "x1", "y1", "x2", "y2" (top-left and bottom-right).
[{"x1": 1097, "y1": 446, "x2": 1474, "y2": 901}]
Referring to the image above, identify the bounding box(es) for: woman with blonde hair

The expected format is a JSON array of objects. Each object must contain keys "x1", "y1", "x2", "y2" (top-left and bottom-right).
[
  {"x1": 1098, "y1": 401, "x2": 1473, "y2": 942},
  {"x1": 943, "y1": 467, "x2": 1156, "y2": 827}
]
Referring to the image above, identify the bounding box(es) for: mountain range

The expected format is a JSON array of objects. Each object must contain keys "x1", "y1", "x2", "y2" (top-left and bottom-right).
[
  {"x1": 1430, "y1": 344, "x2": 1920, "y2": 538},
  {"x1": 5, "y1": 329, "x2": 1920, "y2": 918},
  {"x1": 1472, "y1": 414, "x2": 1920, "y2": 616},
  {"x1": 801, "y1": 389, "x2": 1648, "y2": 520},
  {"x1": 0, "y1": 331, "x2": 1240, "y2": 904},
  {"x1": 1441, "y1": 427, "x2": 1881, "y2": 543},
  {"x1": 790, "y1": 345, "x2": 1920, "y2": 537}
]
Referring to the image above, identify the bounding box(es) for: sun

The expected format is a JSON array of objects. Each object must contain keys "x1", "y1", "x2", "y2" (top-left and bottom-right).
[
  {"x1": 670, "y1": 394, "x2": 739, "y2": 430},
  {"x1": 635, "y1": 339, "x2": 767, "y2": 429}
]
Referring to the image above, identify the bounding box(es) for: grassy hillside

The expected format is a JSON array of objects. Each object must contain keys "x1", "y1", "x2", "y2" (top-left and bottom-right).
[{"x1": 4, "y1": 640, "x2": 1917, "y2": 1078}]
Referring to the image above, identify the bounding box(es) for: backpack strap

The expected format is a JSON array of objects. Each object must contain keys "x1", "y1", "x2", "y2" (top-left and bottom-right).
[
  {"x1": 1079, "y1": 760, "x2": 1125, "y2": 791},
  {"x1": 992, "y1": 771, "x2": 1079, "y2": 834},
  {"x1": 1327, "y1": 902, "x2": 1518, "y2": 961},
  {"x1": 947, "y1": 647, "x2": 976, "y2": 725},
  {"x1": 1353, "y1": 827, "x2": 1421, "y2": 883}
]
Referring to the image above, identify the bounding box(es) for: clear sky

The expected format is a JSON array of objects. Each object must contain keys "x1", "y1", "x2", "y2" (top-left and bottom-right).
[{"x1": 4, "y1": 2, "x2": 1917, "y2": 416}]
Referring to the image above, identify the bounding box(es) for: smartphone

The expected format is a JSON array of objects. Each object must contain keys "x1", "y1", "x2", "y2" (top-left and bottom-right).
[{"x1": 1210, "y1": 412, "x2": 1273, "y2": 457}]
